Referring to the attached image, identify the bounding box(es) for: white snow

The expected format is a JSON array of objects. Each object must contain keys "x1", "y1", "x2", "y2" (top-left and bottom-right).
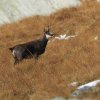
[
  {"x1": 97, "y1": 0, "x2": 100, "y2": 2},
  {"x1": 94, "y1": 36, "x2": 99, "y2": 40},
  {"x1": 50, "y1": 97, "x2": 67, "y2": 100},
  {"x1": 55, "y1": 34, "x2": 67, "y2": 40},
  {"x1": 68, "y1": 82, "x2": 78, "y2": 87},
  {"x1": 71, "y1": 80, "x2": 100, "y2": 97},
  {"x1": 55, "y1": 34, "x2": 77, "y2": 40},
  {"x1": 0, "y1": 0, "x2": 81, "y2": 25},
  {"x1": 65, "y1": 35, "x2": 77, "y2": 40},
  {"x1": 49, "y1": 34, "x2": 77, "y2": 43},
  {"x1": 77, "y1": 80, "x2": 100, "y2": 90}
]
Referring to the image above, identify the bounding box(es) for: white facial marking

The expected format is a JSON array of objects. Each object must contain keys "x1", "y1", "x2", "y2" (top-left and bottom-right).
[
  {"x1": 12, "y1": 50, "x2": 16, "y2": 57},
  {"x1": 46, "y1": 34, "x2": 52, "y2": 39}
]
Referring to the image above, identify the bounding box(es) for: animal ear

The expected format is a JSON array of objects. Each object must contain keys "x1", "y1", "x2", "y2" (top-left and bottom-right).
[
  {"x1": 44, "y1": 26, "x2": 51, "y2": 32},
  {"x1": 47, "y1": 25, "x2": 51, "y2": 31},
  {"x1": 44, "y1": 27, "x2": 47, "y2": 32}
]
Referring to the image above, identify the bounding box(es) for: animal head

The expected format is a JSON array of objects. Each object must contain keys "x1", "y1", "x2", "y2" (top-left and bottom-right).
[{"x1": 44, "y1": 26, "x2": 54, "y2": 39}]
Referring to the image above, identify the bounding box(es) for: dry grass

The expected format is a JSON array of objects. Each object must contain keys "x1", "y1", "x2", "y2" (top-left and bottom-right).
[{"x1": 0, "y1": 0, "x2": 100, "y2": 100}]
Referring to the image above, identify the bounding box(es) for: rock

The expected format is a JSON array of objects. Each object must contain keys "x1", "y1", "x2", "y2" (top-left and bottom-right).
[
  {"x1": 49, "y1": 97, "x2": 67, "y2": 100},
  {"x1": 71, "y1": 80, "x2": 100, "y2": 97}
]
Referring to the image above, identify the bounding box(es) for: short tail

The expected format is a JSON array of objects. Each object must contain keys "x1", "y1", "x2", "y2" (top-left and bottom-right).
[{"x1": 9, "y1": 47, "x2": 14, "y2": 52}]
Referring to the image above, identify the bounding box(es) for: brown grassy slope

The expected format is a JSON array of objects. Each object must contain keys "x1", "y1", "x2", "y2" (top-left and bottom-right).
[{"x1": 0, "y1": 0, "x2": 100, "y2": 100}]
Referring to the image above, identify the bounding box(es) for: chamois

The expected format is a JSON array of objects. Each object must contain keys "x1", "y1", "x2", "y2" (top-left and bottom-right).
[{"x1": 9, "y1": 27, "x2": 54, "y2": 64}]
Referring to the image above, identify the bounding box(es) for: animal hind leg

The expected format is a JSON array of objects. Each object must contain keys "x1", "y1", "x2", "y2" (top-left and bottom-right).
[
  {"x1": 14, "y1": 53, "x2": 23, "y2": 65},
  {"x1": 34, "y1": 54, "x2": 39, "y2": 63},
  {"x1": 14, "y1": 56, "x2": 23, "y2": 65},
  {"x1": 14, "y1": 58, "x2": 20, "y2": 65}
]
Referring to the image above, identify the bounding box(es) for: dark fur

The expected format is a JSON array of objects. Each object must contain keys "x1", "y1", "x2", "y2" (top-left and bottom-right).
[{"x1": 9, "y1": 27, "x2": 53, "y2": 64}]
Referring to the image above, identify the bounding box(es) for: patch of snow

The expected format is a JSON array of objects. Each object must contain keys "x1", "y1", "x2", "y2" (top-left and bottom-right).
[
  {"x1": 49, "y1": 34, "x2": 77, "y2": 43},
  {"x1": 71, "y1": 80, "x2": 100, "y2": 97},
  {"x1": 0, "y1": 0, "x2": 81, "y2": 25},
  {"x1": 50, "y1": 97, "x2": 67, "y2": 100},
  {"x1": 55, "y1": 34, "x2": 67, "y2": 40},
  {"x1": 77, "y1": 80, "x2": 100, "y2": 90},
  {"x1": 68, "y1": 82, "x2": 78, "y2": 87},
  {"x1": 55, "y1": 34, "x2": 77, "y2": 40},
  {"x1": 65, "y1": 35, "x2": 77, "y2": 40},
  {"x1": 94, "y1": 36, "x2": 99, "y2": 40},
  {"x1": 97, "y1": 0, "x2": 100, "y2": 2}
]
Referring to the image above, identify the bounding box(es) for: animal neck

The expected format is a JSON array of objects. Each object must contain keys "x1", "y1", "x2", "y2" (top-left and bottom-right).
[
  {"x1": 40, "y1": 35, "x2": 48, "y2": 47},
  {"x1": 42, "y1": 35, "x2": 48, "y2": 43}
]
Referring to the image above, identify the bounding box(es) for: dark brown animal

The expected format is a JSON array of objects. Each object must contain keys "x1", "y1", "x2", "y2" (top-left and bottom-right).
[{"x1": 9, "y1": 27, "x2": 54, "y2": 64}]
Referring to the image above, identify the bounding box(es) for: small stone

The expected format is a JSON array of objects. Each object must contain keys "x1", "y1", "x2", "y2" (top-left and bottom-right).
[{"x1": 49, "y1": 96, "x2": 67, "y2": 100}]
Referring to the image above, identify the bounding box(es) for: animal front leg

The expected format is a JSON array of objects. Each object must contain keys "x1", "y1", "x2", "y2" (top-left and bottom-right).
[
  {"x1": 34, "y1": 54, "x2": 38, "y2": 63},
  {"x1": 14, "y1": 58, "x2": 19, "y2": 65}
]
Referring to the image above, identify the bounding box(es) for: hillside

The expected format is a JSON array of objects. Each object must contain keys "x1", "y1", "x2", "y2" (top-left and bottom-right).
[{"x1": 0, "y1": 0, "x2": 100, "y2": 100}]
